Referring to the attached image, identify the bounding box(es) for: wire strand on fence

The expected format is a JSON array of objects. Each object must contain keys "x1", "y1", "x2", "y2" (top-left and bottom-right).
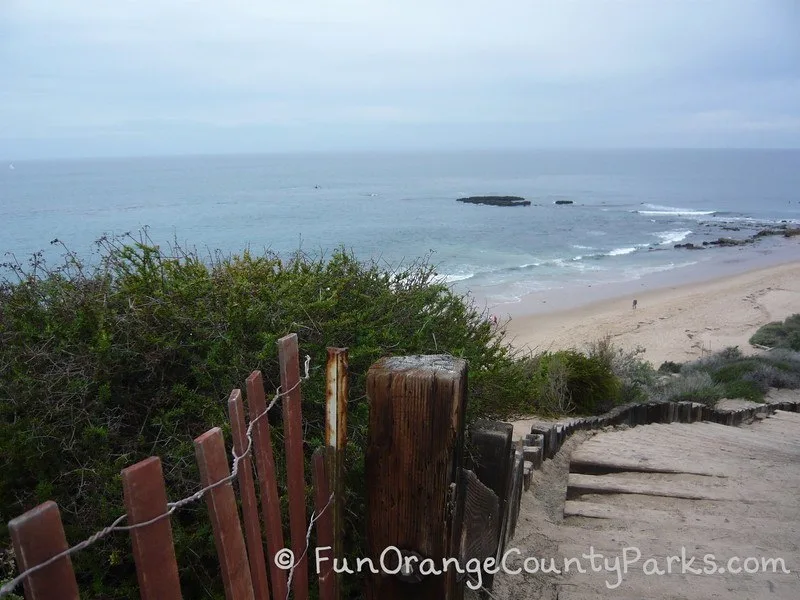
[
  {"x1": 0, "y1": 356, "x2": 313, "y2": 599},
  {"x1": 285, "y1": 491, "x2": 334, "y2": 600}
]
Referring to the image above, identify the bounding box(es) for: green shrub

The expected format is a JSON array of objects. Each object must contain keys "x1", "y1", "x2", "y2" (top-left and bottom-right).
[
  {"x1": 0, "y1": 237, "x2": 524, "y2": 599},
  {"x1": 676, "y1": 345, "x2": 800, "y2": 403},
  {"x1": 711, "y1": 360, "x2": 763, "y2": 384},
  {"x1": 526, "y1": 351, "x2": 573, "y2": 414},
  {"x1": 721, "y1": 380, "x2": 765, "y2": 402},
  {"x1": 658, "y1": 361, "x2": 682, "y2": 374},
  {"x1": 741, "y1": 364, "x2": 800, "y2": 391},
  {"x1": 708, "y1": 357, "x2": 790, "y2": 402},
  {"x1": 532, "y1": 350, "x2": 620, "y2": 415},
  {"x1": 586, "y1": 337, "x2": 655, "y2": 405},
  {"x1": 750, "y1": 314, "x2": 800, "y2": 350},
  {"x1": 789, "y1": 331, "x2": 800, "y2": 351},
  {"x1": 652, "y1": 371, "x2": 725, "y2": 406}
]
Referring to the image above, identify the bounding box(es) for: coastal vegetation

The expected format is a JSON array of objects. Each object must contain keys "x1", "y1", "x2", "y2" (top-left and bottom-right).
[
  {"x1": 0, "y1": 236, "x2": 521, "y2": 597},
  {"x1": 750, "y1": 314, "x2": 800, "y2": 350},
  {"x1": 655, "y1": 347, "x2": 800, "y2": 404},
  {"x1": 1, "y1": 237, "x2": 798, "y2": 598}
]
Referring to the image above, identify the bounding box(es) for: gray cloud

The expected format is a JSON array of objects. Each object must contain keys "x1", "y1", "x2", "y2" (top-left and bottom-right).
[{"x1": 1, "y1": 0, "x2": 799, "y2": 158}]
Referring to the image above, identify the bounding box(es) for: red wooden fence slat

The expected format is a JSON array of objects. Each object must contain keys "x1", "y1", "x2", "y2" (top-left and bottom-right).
[
  {"x1": 8, "y1": 501, "x2": 80, "y2": 600},
  {"x1": 311, "y1": 449, "x2": 334, "y2": 600},
  {"x1": 121, "y1": 457, "x2": 182, "y2": 600},
  {"x1": 246, "y1": 370, "x2": 289, "y2": 600},
  {"x1": 194, "y1": 427, "x2": 255, "y2": 600},
  {"x1": 228, "y1": 389, "x2": 271, "y2": 600},
  {"x1": 277, "y1": 333, "x2": 309, "y2": 600}
]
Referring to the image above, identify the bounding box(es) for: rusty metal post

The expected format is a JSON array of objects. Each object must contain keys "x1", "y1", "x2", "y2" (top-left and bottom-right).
[{"x1": 325, "y1": 347, "x2": 348, "y2": 600}]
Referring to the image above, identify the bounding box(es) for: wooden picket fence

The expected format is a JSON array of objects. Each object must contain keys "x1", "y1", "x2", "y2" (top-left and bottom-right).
[
  {"x1": 6, "y1": 346, "x2": 519, "y2": 600},
  {"x1": 4, "y1": 334, "x2": 349, "y2": 600}
]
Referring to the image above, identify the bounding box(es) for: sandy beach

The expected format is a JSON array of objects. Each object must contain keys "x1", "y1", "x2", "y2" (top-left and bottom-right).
[{"x1": 503, "y1": 260, "x2": 800, "y2": 367}]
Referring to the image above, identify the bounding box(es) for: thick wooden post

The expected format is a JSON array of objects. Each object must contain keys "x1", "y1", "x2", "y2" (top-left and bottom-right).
[
  {"x1": 325, "y1": 347, "x2": 348, "y2": 600},
  {"x1": 121, "y1": 457, "x2": 182, "y2": 600},
  {"x1": 8, "y1": 501, "x2": 80, "y2": 600},
  {"x1": 365, "y1": 355, "x2": 468, "y2": 600}
]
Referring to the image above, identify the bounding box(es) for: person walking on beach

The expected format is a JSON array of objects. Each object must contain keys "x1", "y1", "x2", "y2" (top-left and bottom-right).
[{"x1": 632, "y1": 299, "x2": 638, "y2": 310}]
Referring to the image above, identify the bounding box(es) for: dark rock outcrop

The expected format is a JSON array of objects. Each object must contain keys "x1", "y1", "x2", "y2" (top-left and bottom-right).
[
  {"x1": 457, "y1": 196, "x2": 531, "y2": 207},
  {"x1": 754, "y1": 227, "x2": 800, "y2": 239},
  {"x1": 675, "y1": 224, "x2": 800, "y2": 252},
  {"x1": 707, "y1": 237, "x2": 750, "y2": 247},
  {"x1": 554, "y1": 200, "x2": 574, "y2": 205}
]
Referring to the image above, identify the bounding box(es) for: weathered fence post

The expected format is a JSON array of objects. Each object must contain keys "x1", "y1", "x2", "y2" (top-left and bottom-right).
[
  {"x1": 195, "y1": 427, "x2": 255, "y2": 600},
  {"x1": 228, "y1": 390, "x2": 271, "y2": 600},
  {"x1": 365, "y1": 355, "x2": 468, "y2": 600},
  {"x1": 504, "y1": 451, "x2": 525, "y2": 545},
  {"x1": 325, "y1": 347, "x2": 348, "y2": 600},
  {"x1": 467, "y1": 420, "x2": 513, "y2": 590},
  {"x1": 246, "y1": 370, "x2": 289, "y2": 600},
  {"x1": 277, "y1": 334, "x2": 309, "y2": 600},
  {"x1": 312, "y1": 449, "x2": 335, "y2": 600},
  {"x1": 8, "y1": 501, "x2": 80, "y2": 600},
  {"x1": 121, "y1": 457, "x2": 182, "y2": 600}
]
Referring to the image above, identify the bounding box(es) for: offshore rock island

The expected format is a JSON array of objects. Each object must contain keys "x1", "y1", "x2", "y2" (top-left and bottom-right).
[{"x1": 456, "y1": 196, "x2": 531, "y2": 207}]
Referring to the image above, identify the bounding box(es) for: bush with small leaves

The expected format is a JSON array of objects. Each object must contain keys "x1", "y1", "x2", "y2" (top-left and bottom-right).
[{"x1": 0, "y1": 236, "x2": 522, "y2": 599}]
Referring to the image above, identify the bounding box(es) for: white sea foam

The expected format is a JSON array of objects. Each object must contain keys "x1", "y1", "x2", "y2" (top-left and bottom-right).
[
  {"x1": 607, "y1": 246, "x2": 637, "y2": 256},
  {"x1": 638, "y1": 204, "x2": 716, "y2": 217},
  {"x1": 656, "y1": 230, "x2": 693, "y2": 245},
  {"x1": 623, "y1": 261, "x2": 699, "y2": 279},
  {"x1": 442, "y1": 272, "x2": 475, "y2": 283}
]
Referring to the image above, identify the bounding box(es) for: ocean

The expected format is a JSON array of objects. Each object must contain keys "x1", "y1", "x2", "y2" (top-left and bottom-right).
[{"x1": 2, "y1": 149, "x2": 799, "y2": 308}]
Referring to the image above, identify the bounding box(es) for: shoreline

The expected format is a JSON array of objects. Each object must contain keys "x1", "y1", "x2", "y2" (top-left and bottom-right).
[
  {"x1": 487, "y1": 236, "x2": 800, "y2": 316},
  {"x1": 500, "y1": 258, "x2": 800, "y2": 367}
]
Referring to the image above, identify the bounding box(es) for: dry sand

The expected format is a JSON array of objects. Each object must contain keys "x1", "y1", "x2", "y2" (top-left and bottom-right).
[
  {"x1": 503, "y1": 261, "x2": 800, "y2": 367},
  {"x1": 489, "y1": 412, "x2": 800, "y2": 599}
]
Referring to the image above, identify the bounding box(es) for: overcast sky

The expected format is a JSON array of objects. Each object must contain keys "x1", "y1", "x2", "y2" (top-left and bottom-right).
[{"x1": 1, "y1": 0, "x2": 799, "y2": 159}]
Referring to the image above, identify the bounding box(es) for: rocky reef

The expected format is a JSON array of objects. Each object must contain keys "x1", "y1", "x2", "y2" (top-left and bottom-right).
[
  {"x1": 674, "y1": 226, "x2": 800, "y2": 251},
  {"x1": 456, "y1": 196, "x2": 531, "y2": 207}
]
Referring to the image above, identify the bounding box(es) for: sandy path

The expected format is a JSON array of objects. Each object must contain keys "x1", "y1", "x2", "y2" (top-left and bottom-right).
[
  {"x1": 490, "y1": 410, "x2": 800, "y2": 599},
  {"x1": 503, "y1": 262, "x2": 800, "y2": 367}
]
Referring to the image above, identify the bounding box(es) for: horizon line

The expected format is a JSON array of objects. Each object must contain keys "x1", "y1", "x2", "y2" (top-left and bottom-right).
[{"x1": 5, "y1": 146, "x2": 800, "y2": 164}]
